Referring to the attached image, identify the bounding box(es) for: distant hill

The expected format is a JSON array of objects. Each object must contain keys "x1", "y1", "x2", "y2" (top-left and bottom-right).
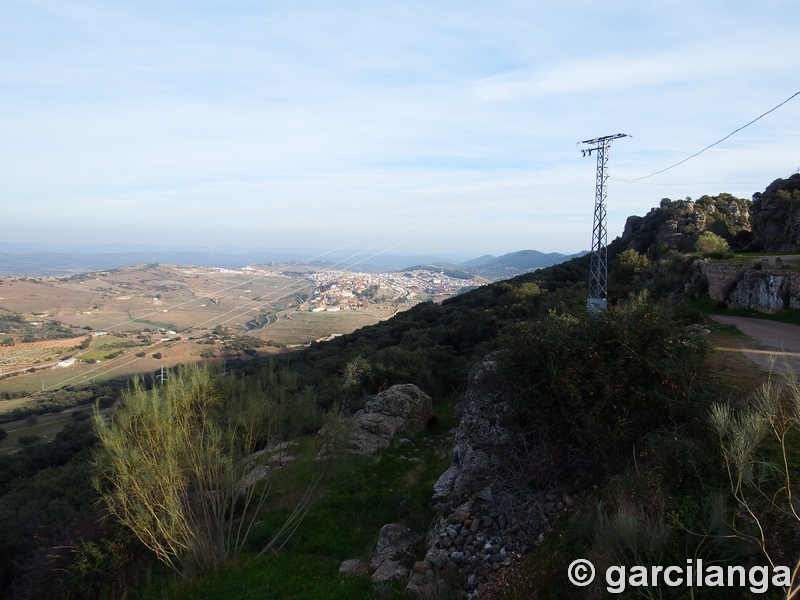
[
  {"x1": 458, "y1": 249, "x2": 587, "y2": 280},
  {"x1": 0, "y1": 247, "x2": 471, "y2": 278},
  {"x1": 0, "y1": 240, "x2": 587, "y2": 280},
  {"x1": 459, "y1": 254, "x2": 497, "y2": 268},
  {"x1": 399, "y1": 264, "x2": 476, "y2": 280}
]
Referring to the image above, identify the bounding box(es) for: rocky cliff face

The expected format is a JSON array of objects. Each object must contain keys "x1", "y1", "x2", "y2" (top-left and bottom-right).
[
  {"x1": 620, "y1": 175, "x2": 800, "y2": 258},
  {"x1": 726, "y1": 270, "x2": 798, "y2": 313},
  {"x1": 747, "y1": 174, "x2": 800, "y2": 251},
  {"x1": 620, "y1": 193, "x2": 752, "y2": 256}
]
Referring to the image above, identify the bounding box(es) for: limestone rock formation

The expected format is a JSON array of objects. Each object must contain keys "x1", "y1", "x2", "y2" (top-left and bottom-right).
[
  {"x1": 368, "y1": 523, "x2": 422, "y2": 583},
  {"x1": 748, "y1": 174, "x2": 800, "y2": 252},
  {"x1": 431, "y1": 358, "x2": 511, "y2": 508},
  {"x1": 727, "y1": 270, "x2": 794, "y2": 314},
  {"x1": 348, "y1": 384, "x2": 432, "y2": 455},
  {"x1": 411, "y1": 357, "x2": 565, "y2": 598},
  {"x1": 697, "y1": 260, "x2": 800, "y2": 314},
  {"x1": 620, "y1": 194, "x2": 751, "y2": 257}
]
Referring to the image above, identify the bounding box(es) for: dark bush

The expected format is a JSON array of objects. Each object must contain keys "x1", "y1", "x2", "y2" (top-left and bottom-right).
[{"x1": 498, "y1": 293, "x2": 709, "y2": 470}]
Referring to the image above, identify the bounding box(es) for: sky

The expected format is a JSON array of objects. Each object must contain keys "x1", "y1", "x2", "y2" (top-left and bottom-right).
[{"x1": 1, "y1": 0, "x2": 798, "y2": 259}]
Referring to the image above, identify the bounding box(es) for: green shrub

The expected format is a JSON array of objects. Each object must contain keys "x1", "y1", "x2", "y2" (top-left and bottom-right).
[{"x1": 498, "y1": 293, "x2": 709, "y2": 468}]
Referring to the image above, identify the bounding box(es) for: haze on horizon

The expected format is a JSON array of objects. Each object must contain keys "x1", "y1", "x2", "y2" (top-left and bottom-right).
[{"x1": 1, "y1": 1, "x2": 798, "y2": 258}]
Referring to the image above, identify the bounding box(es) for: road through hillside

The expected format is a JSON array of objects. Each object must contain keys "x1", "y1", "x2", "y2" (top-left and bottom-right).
[{"x1": 711, "y1": 315, "x2": 800, "y2": 374}]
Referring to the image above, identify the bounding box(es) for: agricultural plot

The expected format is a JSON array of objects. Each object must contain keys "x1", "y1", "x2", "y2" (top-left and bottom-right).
[
  {"x1": 0, "y1": 264, "x2": 411, "y2": 396},
  {"x1": 0, "y1": 336, "x2": 86, "y2": 371},
  {"x1": 0, "y1": 409, "x2": 81, "y2": 454},
  {"x1": 261, "y1": 307, "x2": 397, "y2": 345}
]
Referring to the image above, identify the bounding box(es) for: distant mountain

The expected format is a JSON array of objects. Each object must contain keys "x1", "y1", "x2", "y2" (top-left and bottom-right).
[
  {"x1": 0, "y1": 240, "x2": 583, "y2": 279},
  {"x1": 458, "y1": 249, "x2": 587, "y2": 280},
  {"x1": 0, "y1": 246, "x2": 473, "y2": 278},
  {"x1": 0, "y1": 251, "x2": 312, "y2": 277},
  {"x1": 459, "y1": 254, "x2": 497, "y2": 268}
]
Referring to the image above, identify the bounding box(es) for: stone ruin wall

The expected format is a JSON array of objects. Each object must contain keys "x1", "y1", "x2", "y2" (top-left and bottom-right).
[{"x1": 698, "y1": 260, "x2": 800, "y2": 314}]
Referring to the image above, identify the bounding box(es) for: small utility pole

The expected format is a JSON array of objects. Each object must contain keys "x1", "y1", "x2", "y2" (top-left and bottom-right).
[
  {"x1": 157, "y1": 365, "x2": 167, "y2": 386},
  {"x1": 579, "y1": 133, "x2": 629, "y2": 312}
]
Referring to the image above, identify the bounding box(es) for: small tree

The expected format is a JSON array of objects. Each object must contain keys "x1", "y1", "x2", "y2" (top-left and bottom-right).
[
  {"x1": 695, "y1": 231, "x2": 730, "y2": 258},
  {"x1": 612, "y1": 248, "x2": 650, "y2": 283}
]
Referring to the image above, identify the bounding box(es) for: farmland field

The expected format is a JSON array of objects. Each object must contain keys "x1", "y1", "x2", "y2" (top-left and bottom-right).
[
  {"x1": 0, "y1": 264, "x2": 402, "y2": 397},
  {"x1": 0, "y1": 409, "x2": 81, "y2": 454}
]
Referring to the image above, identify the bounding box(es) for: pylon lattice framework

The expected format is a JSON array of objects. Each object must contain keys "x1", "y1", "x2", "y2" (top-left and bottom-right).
[{"x1": 579, "y1": 133, "x2": 628, "y2": 311}]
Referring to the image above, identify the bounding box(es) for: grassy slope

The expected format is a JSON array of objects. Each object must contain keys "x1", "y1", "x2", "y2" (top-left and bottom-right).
[{"x1": 132, "y1": 399, "x2": 457, "y2": 600}]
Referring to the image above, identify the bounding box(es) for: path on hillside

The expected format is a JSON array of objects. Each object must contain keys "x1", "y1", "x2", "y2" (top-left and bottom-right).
[{"x1": 711, "y1": 315, "x2": 800, "y2": 374}]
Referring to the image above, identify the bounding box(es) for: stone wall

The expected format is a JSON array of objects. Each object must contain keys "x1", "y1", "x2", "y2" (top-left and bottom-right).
[
  {"x1": 697, "y1": 261, "x2": 748, "y2": 301},
  {"x1": 697, "y1": 260, "x2": 800, "y2": 314}
]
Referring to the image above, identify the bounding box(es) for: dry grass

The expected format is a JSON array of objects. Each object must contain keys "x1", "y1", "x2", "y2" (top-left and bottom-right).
[{"x1": 705, "y1": 331, "x2": 768, "y2": 398}]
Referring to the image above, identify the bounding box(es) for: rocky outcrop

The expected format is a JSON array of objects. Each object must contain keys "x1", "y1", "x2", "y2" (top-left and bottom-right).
[
  {"x1": 369, "y1": 523, "x2": 423, "y2": 583},
  {"x1": 238, "y1": 441, "x2": 298, "y2": 490},
  {"x1": 338, "y1": 523, "x2": 422, "y2": 583},
  {"x1": 727, "y1": 270, "x2": 797, "y2": 314},
  {"x1": 348, "y1": 384, "x2": 432, "y2": 455},
  {"x1": 408, "y1": 358, "x2": 566, "y2": 598},
  {"x1": 338, "y1": 364, "x2": 570, "y2": 597},
  {"x1": 620, "y1": 194, "x2": 751, "y2": 257},
  {"x1": 748, "y1": 174, "x2": 800, "y2": 252},
  {"x1": 431, "y1": 358, "x2": 512, "y2": 508}
]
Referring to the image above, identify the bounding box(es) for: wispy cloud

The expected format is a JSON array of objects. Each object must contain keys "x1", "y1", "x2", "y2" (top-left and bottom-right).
[{"x1": 0, "y1": 1, "x2": 798, "y2": 255}]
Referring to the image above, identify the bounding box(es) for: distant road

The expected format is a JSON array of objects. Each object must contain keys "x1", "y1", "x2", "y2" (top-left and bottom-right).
[{"x1": 711, "y1": 315, "x2": 800, "y2": 374}]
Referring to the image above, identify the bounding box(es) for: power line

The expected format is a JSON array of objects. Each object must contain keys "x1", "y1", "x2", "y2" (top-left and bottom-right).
[
  {"x1": 609, "y1": 178, "x2": 769, "y2": 187},
  {"x1": 626, "y1": 90, "x2": 800, "y2": 183}
]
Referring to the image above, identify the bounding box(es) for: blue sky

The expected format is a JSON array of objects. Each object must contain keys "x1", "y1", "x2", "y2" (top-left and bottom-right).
[{"x1": 1, "y1": 1, "x2": 798, "y2": 258}]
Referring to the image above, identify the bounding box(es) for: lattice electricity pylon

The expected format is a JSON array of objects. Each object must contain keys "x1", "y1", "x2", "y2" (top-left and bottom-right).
[{"x1": 579, "y1": 133, "x2": 629, "y2": 312}]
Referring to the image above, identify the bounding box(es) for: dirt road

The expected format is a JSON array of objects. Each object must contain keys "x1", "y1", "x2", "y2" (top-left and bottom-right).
[{"x1": 711, "y1": 315, "x2": 800, "y2": 374}]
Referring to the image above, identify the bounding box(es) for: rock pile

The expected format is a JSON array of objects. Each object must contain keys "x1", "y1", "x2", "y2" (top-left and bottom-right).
[
  {"x1": 407, "y1": 490, "x2": 567, "y2": 597},
  {"x1": 340, "y1": 362, "x2": 569, "y2": 597}
]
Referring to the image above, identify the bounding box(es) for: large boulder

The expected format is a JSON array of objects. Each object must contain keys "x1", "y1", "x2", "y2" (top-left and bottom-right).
[
  {"x1": 727, "y1": 270, "x2": 794, "y2": 314},
  {"x1": 349, "y1": 384, "x2": 432, "y2": 455},
  {"x1": 369, "y1": 523, "x2": 422, "y2": 583}
]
